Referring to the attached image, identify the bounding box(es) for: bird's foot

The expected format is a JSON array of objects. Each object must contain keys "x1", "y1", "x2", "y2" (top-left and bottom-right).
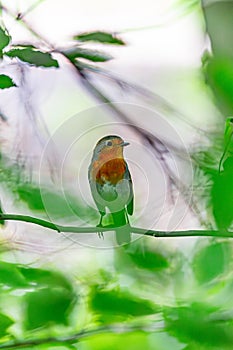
[
  {"x1": 96, "y1": 224, "x2": 104, "y2": 239},
  {"x1": 98, "y1": 231, "x2": 104, "y2": 239}
]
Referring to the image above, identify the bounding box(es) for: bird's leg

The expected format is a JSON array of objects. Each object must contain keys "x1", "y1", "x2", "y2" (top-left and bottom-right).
[
  {"x1": 97, "y1": 213, "x2": 104, "y2": 227},
  {"x1": 97, "y1": 231, "x2": 104, "y2": 239},
  {"x1": 125, "y1": 211, "x2": 130, "y2": 225},
  {"x1": 97, "y1": 212, "x2": 104, "y2": 239}
]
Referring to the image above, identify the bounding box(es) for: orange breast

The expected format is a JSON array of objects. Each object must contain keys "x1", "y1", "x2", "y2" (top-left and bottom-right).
[{"x1": 94, "y1": 158, "x2": 126, "y2": 185}]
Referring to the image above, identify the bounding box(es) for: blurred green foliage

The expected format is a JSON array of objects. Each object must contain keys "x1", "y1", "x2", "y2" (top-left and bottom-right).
[
  {"x1": 0, "y1": 262, "x2": 76, "y2": 337},
  {"x1": 211, "y1": 157, "x2": 233, "y2": 230},
  {"x1": 90, "y1": 286, "x2": 158, "y2": 323},
  {"x1": 202, "y1": 0, "x2": 233, "y2": 115},
  {"x1": 193, "y1": 0, "x2": 233, "y2": 233},
  {"x1": 0, "y1": 236, "x2": 231, "y2": 348},
  {"x1": 202, "y1": 1, "x2": 233, "y2": 58},
  {"x1": 0, "y1": 153, "x2": 97, "y2": 223},
  {"x1": 203, "y1": 56, "x2": 233, "y2": 115},
  {"x1": 192, "y1": 241, "x2": 230, "y2": 283},
  {"x1": 164, "y1": 302, "x2": 233, "y2": 348}
]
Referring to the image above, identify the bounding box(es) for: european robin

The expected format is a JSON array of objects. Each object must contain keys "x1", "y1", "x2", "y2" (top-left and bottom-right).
[{"x1": 88, "y1": 135, "x2": 133, "y2": 245}]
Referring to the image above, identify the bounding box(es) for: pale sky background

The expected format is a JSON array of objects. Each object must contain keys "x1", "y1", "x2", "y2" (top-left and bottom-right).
[{"x1": 1, "y1": 0, "x2": 218, "y2": 130}]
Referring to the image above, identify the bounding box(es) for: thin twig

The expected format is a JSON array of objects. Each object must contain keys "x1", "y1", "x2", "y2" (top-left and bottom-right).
[
  {"x1": 0, "y1": 2, "x2": 53, "y2": 49},
  {"x1": 16, "y1": 0, "x2": 48, "y2": 20},
  {"x1": 77, "y1": 62, "x2": 206, "y2": 134}
]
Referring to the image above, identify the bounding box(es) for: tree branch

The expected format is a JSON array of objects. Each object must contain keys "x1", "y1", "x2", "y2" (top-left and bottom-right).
[
  {"x1": 16, "y1": 0, "x2": 48, "y2": 20},
  {"x1": 0, "y1": 213, "x2": 231, "y2": 238},
  {"x1": 0, "y1": 323, "x2": 162, "y2": 349}
]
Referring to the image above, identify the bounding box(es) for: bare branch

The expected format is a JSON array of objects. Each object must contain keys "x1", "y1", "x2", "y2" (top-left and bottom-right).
[{"x1": 0, "y1": 213, "x2": 230, "y2": 238}]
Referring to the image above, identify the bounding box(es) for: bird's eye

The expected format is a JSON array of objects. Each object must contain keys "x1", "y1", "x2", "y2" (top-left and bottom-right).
[{"x1": 106, "y1": 141, "x2": 112, "y2": 146}]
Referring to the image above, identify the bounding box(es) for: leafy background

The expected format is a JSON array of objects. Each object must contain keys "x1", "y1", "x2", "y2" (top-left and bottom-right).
[{"x1": 0, "y1": 0, "x2": 232, "y2": 349}]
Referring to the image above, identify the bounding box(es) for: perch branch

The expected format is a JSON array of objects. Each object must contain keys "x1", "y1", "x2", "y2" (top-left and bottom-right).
[{"x1": 0, "y1": 213, "x2": 231, "y2": 238}]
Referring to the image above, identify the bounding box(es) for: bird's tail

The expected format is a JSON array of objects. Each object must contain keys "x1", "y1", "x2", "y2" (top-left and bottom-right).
[{"x1": 112, "y1": 209, "x2": 131, "y2": 245}]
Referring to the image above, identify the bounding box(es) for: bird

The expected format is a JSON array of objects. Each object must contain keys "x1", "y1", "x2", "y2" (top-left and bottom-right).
[{"x1": 88, "y1": 135, "x2": 133, "y2": 245}]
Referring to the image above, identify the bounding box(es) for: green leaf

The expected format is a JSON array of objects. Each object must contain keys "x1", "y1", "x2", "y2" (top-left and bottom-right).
[
  {"x1": 127, "y1": 242, "x2": 169, "y2": 270},
  {"x1": 192, "y1": 242, "x2": 230, "y2": 284},
  {"x1": 24, "y1": 287, "x2": 75, "y2": 330},
  {"x1": 15, "y1": 181, "x2": 96, "y2": 222},
  {"x1": 0, "y1": 313, "x2": 14, "y2": 338},
  {"x1": 0, "y1": 26, "x2": 10, "y2": 51},
  {"x1": 202, "y1": 1, "x2": 233, "y2": 58},
  {"x1": 211, "y1": 161, "x2": 233, "y2": 230},
  {"x1": 22, "y1": 267, "x2": 75, "y2": 330},
  {"x1": 218, "y1": 118, "x2": 233, "y2": 172},
  {"x1": 0, "y1": 262, "x2": 27, "y2": 288},
  {"x1": 90, "y1": 287, "x2": 158, "y2": 323},
  {"x1": 223, "y1": 117, "x2": 233, "y2": 151},
  {"x1": 17, "y1": 184, "x2": 45, "y2": 211},
  {"x1": 0, "y1": 74, "x2": 16, "y2": 89},
  {"x1": 40, "y1": 188, "x2": 83, "y2": 219},
  {"x1": 164, "y1": 303, "x2": 233, "y2": 346},
  {"x1": 65, "y1": 47, "x2": 112, "y2": 62},
  {"x1": 19, "y1": 267, "x2": 73, "y2": 292},
  {"x1": 203, "y1": 56, "x2": 233, "y2": 115},
  {"x1": 73, "y1": 31, "x2": 125, "y2": 45},
  {"x1": 5, "y1": 47, "x2": 59, "y2": 68}
]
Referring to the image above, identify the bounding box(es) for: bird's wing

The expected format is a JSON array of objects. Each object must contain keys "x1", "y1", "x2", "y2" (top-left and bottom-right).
[
  {"x1": 88, "y1": 165, "x2": 106, "y2": 215},
  {"x1": 125, "y1": 164, "x2": 134, "y2": 216}
]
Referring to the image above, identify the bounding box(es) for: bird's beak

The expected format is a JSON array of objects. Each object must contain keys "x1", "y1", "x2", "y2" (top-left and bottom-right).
[{"x1": 120, "y1": 141, "x2": 130, "y2": 147}]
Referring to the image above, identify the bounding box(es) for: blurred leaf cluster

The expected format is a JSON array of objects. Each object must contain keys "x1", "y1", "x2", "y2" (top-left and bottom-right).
[
  {"x1": 0, "y1": 238, "x2": 232, "y2": 349},
  {"x1": 191, "y1": 0, "x2": 233, "y2": 231}
]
